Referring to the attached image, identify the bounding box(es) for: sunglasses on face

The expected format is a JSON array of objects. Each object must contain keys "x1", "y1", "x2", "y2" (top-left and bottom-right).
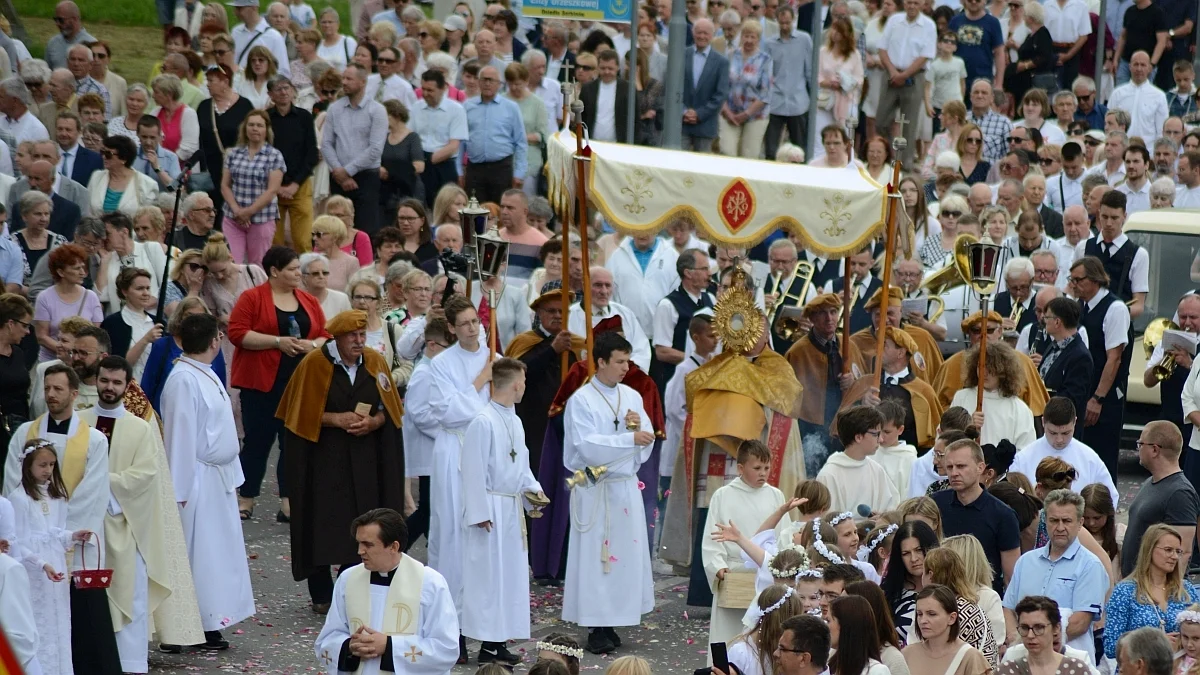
[
  {"x1": 1007, "y1": 136, "x2": 1026, "y2": 143},
  {"x1": 1085, "y1": 139, "x2": 1102, "y2": 146},
  {"x1": 964, "y1": 137, "x2": 982, "y2": 144},
  {"x1": 101, "y1": 150, "x2": 116, "y2": 159},
  {"x1": 321, "y1": 89, "x2": 339, "y2": 96},
  {"x1": 186, "y1": 262, "x2": 209, "y2": 273},
  {"x1": 212, "y1": 48, "x2": 230, "y2": 57},
  {"x1": 941, "y1": 210, "x2": 962, "y2": 218},
  {"x1": 377, "y1": 57, "x2": 396, "y2": 63},
  {"x1": 1039, "y1": 158, "x2": 1055, "y2": 165}
]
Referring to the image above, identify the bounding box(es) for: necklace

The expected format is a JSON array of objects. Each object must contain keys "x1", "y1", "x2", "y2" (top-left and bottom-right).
[
  {"x1": 181, "y1": 359, "x2": 227, "y2": 400},
  {"x1": 590, "y1": 380, "x2": 621, "y2": 431},
  {"x1": 491, "y1": 402, "x2": 518, "y2": 462}
]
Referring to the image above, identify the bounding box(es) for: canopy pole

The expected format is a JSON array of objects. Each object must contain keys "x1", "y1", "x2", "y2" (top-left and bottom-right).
[
  {"x1": 572, "y1": 101, "x2": 596, "y2": 376},
  {"x1": 840, "y1": 261, "x2": 853, "y2": 374},
  {"x1": 874, "y1": 113, "x2": 908, "y2": 388}
]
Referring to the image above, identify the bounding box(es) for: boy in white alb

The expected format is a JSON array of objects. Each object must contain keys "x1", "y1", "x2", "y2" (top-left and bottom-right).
[
  {"x1": 870, "y1": 401, "x2": 918, "y2": 497},
  {"x1": 460, "y1": 358, "x2": 546, "y2": 666},
  {"x1": 701, "y1": 439, "x2": 789, "y2": 645},
  {"x1": 816, "y1": 405, "x2": 899, "y2": 514}
]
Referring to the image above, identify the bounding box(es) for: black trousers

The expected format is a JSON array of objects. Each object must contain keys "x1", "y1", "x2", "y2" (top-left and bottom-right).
[
  {"x1": 332, "y1": 168, "x2": 382, "y2": 235},
  {"x1": 239, "y1": 384, "x2": 288, "y2": 499},
  {"x1": 763, "y1": 113, "x2": 806, "y2": 163},
  {"x1": 464, "y1": 156, "x2": 513, "y2": 205},
  {"x1": 423, "y1": 154, "x2": 459, "y2": 209},
  {"x1": 72, "y1": 583, "x2": 123, "y2": 674},
  {"x1": 1056, "y1": 48, "x2": 1081, "y2": 91},
  {"x1": 686, "y1": 506, "x2": 713, "y2": 608},
  {"x1": 307, "y1": 559, "x2": 362, "y2": 604},
  {"x1": 1083, "y1": 397, "x2": 1124, "y2": 483},
  {"x1": 405, "y1": 475, "x2": 431, "y2": 551}
]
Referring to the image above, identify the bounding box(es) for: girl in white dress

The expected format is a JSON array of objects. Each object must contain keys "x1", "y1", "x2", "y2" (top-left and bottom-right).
[
  {"x1": 729, "y1": 584, "x2": 805, "y2": 675},
  {"x1": 7, "y1": 439, "x2": 91, "y2": 675}
]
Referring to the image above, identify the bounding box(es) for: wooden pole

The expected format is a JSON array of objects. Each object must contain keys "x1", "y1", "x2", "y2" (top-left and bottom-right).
[
  {"x1": 976, "y1": 297, "x2": 990, "y2": 416},
  {"x1": 572, "y1": 103, "x2": 596, "y2": 376},
  {"x1": 873, "y1": 159, "x2": 905, "y2": 388},
  {"x1": 489, "y1": 289, "x2": 498, "y2": 360},
  {"x1": 840, "y1": 260, "x2": 853, "y2": 374},
  {"x1": 559, "y1": 204, "x2": 571, "y2": 382}
]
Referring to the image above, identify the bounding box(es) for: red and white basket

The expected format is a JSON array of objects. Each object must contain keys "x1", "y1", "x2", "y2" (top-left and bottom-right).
[{"x1": 71, "y1": 532, "x2": 112, "y2": 589}]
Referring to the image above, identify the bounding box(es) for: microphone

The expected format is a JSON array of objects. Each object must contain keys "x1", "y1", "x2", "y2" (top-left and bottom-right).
[{"x1": 857, "y1": 504, "x2": 873, "y2": 519}]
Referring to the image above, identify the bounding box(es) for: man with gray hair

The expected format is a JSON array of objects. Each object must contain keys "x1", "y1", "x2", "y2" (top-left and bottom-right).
[
  {"x1": 1001, "y1": 483, "x2": 1108, "y2": 656},
  {"x1": 29, "y1": 214, "x2": 105, "y2": 300},
  {"x1": 1117, "y1": 627, "x2": 1174, "y2": 675},
  {"x1": 43, "y1": 69, "x2": 79, "y2": 134},
  {"x1": 652, "y1": 248, "x2": 714, "y2": 390},
  {"x1": 568, "y1": 266, "x2": 651, "y2": 370},
  {"x1": 66, "y1": 44, "x2": 110, "y2": 118},
  {"x1": 522, "y1": 49, "x2": 564, "y2": 130},
  {"x1": 997, "y1": 177, "x2": 1026, "y2": 229},
  {"x1": 0, "y1": 78, "x2": 49, "y2": 146},
  {"x1": 177, "y1": 192, "x2": 216, "y2": 251},
  {"x1": 995, "y1": 256, "x2": 1037, "y2": 335},
  {"x1": 266, "y1": 2, "x2": 298, "y2": 61},
  {"x1": 1152, "y1": 136, "x2": 1177, "y2": 181}
]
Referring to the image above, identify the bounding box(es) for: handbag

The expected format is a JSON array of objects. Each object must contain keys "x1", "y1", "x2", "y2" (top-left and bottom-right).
[
  {"x1": 817, "y1": 88, "x2": 835, "y2": 111},
  {"x1": 1031, "y1": 72, "x2": 1058, "y2": 96},
  {"x1": 71, "y1": 532, "x2": 113, "y2": 589},
  {"x1": 188, "y1": 101, "x2": 225, "y2": 193}
]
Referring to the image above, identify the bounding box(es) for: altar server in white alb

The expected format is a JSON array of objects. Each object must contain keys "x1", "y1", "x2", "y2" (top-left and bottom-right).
[
  {"x1": 561, "y1": 332, "x2": 656, "y2": 655},
  {"x1": 1007, "y1": 396, "x2": 1118, "y2": 509},
  {"x1": 460, "y1": 357, "x2": 546, "y2": 666},
  {"x1": 315, "y1": 508, "x2": 460, "y2": 675},
  {"x1": 400, "y1": 318, "x2": 454, "y2": 549},
  {"x1": 160, "y1": 313, "x2": 255, "y2": 650},
  {"x1": 426, "y1": 295, "x2": 491, "y2": 652}
]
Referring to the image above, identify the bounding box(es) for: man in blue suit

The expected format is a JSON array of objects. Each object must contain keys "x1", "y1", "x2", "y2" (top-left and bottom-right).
[
  {"x1": 10, "y1": 160, "x2": 82, "y2": 240},
  {"x1": 54, "y1": 111, "x2": 102, "y2": 187},
  {"x1": 682, "y1": 18, "x2": 729, "y2": 152}
]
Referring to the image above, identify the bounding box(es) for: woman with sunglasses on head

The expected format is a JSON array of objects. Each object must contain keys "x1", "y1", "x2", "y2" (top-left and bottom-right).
[{"x1": 1103, "y1": 523, "x2": 1200, "y2": 659}]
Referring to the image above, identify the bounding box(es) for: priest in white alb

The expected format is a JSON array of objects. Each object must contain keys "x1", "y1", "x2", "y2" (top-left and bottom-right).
[
  {"x1": 315, "y1": 508, "x2": 459, "y2": 675},
  {"x1": 460, "y1": 357, "x2": 545, "y2": 666},
  {"x1": 425, "y1": 295, "x2": 491, "y2": 660},
  {"x1": 81, "y1": 355, "x2": 204, "y2": 671},
  {"x1": 561, "y1": 332, "x2": 656, "y2": 655},
  {"x1": 3, "y1": 363, "x2": 122, "y2": 674},
  {"x1": 160, "y1": 313, "x2": 255, "y2": 650}
]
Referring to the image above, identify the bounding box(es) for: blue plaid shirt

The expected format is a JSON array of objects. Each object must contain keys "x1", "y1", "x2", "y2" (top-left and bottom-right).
[
  {"x1": 222, "y1": 144, "x2": 287, "y2": 224},
  {"x1": 967, "y1": 109, "x2": 1013, "y2": 164},
  {"x1": 76, "y1": 75, "x2": 112, "y2": 120}
]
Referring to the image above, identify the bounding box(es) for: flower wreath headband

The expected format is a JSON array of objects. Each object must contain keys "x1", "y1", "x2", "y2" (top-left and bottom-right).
[
  {"x1": 18, "y1": 439, "x2": 55, "y2": 461},
  {"x1": 758, "y1": 586, "x2": 796, "y2": 624},
  {"x1": 1178, "y1": 610, "x2": 1200, "y2": 626},
  {"x1": 829, "y1": 511, "x2": 854, "y2": 527},
  {"x1": 536, "y1": 642, "x2": 585, "y2": 659},
  {"x1": 856, "y1": 524, "x2": 899, "y2": 562},
  {"x1": 811, "y1": 517, "x2": 846, "y2": 565},
  {"x1": 767, "y1": 546, "x2": 812, "y2": 579}
]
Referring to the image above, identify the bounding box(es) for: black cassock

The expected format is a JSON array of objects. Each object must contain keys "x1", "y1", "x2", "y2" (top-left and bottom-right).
[{"x1": 514, "y1": 331, "x2": 578, "y2": 473}]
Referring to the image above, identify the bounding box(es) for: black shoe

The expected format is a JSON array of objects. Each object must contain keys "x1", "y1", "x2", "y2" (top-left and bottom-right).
[
  {"x1": 158, "y1": 644, "x2": 183, "y2": 654},
  {"x1": 198, "y1": 630, "x2": 229, "y2": 651},
  {"x1": 604, "y1": 627, "x2": 622, "y2": 648},
  {"x1": 586, "y1": 629, "x2": 616, "y2": 655},
  {"x1": 276, "y1": 510, "x2": 290, "y2": 523},
  {"x1": 457, "y1": 634, "x2": 468, "y2": 665},
  {"x1": 478, "y1": 643, "x2": 522, "y2": 665}
]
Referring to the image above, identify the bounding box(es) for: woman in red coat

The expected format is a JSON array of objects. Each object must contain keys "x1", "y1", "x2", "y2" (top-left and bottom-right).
[{"x1": 228, "y1": 245, "x2": 329, "y2": 521}]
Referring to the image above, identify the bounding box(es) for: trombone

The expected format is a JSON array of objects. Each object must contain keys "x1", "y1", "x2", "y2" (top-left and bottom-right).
[{"x1": 767, "y1": 260, "x2": 816, "y2": 341}]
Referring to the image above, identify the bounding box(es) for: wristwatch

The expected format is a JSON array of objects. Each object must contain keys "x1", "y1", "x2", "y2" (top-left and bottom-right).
[
  {"x1": 1170, "y1": 29, "x2": 1176, "y2": 38},
  {"x1": 1091, "y1": 393, "x2": 1104, "y2": 402}
]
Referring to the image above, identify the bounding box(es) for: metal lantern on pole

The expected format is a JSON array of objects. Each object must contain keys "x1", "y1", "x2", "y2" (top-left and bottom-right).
[
  {"x1": 966, "y1": 239, "x2": 1003, "y2": 417},
  {"x1": 475, "y1": 221, "x2": 510, "y2": 359},
  {"x1": 458, "y1": 193, "x2": 490, "y2": 250}
]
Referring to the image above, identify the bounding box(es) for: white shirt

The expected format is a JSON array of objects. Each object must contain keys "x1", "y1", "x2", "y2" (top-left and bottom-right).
[
  {"x1": 1084, "y1": 160, "x2": 1126, "y2": 186},
  {"x1": 1043, "y1": 0, "x2": 1092, "y2": 43},
  {"x1": 1045, "y1": 169, "x2": 1086, "y2": 211},
  {"x1": 653, "y1": 288, "x2": 714, "y2": 356},
  {"x1": 593, "y1": 80, "x2": 618, "y2": 142},
  {"x1": 1177, "y1": 184, "x2": 1200, "y2": 208},
  {"x1": 231, "y1": 18, "x2": 291, "y2": 78},
  {"x1": 0, "y1": 111, "x2": 48, "y2": 146},
  {"x1": 1017, "y1": 322, "x2": 1090, "y2": 353},
  {"x1": 535, "y1": 76, "x2": 564, "y2": 129},
  {"x1": 411, "y1": 94, "x2": 469, "y2": 155},
  {"x1": 377, "y1": 73, "x2": 419, "y2": 109},
  {"x1": 1072, "y1": 234, "x2": 1150, "y2": 294},
  {"x1": 57, "y1": 141, "x2": 83, "y2": 179},
  {"x1": 1014, "y1": 118, "x2": 1067, "y2": 146},
  {"x1": 692, "y1": 46, "x2": 712, "y2": 87},
  {"x1": 1084, "y1": 287, "x2": 1132, "y2": 365},
  {"x1": 1116, "y1": 177, "x2": 1152, "y2": 214},
  {"x1": 1009, "y1": 436, "x2": 1119, "y2": 509},
  {"x1": 1108, "y1": 79, "x2": 1169, "y2": 144},
  {"x1": 605, "y1": 238, "x2": 680, "y2": 342},
  {"x1": 316, "y1": 35, "x2": 357, "y2": 70},
  {"x1": 879, "y1": 12, "x2": 937, "y2": 72}
]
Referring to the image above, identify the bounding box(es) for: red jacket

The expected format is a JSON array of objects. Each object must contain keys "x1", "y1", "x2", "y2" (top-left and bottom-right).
[{"x1": 228, "y1": 282, "x2": 329, "y2": 392}]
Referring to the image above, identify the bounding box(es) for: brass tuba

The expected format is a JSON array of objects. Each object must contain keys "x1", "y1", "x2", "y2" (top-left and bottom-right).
[
  {"x1": 917, "y1": 235, "x2": 976, "y2": 322},
  {"x1": 1143, "y1": 318, "x2": 1181, "y2": 381},
  {"x1": 768, "y1": 260, "x2": 816, "y2": 341}
]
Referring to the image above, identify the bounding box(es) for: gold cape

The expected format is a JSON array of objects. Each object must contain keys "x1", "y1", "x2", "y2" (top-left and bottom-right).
[
  {"x1": 276, "y1": 345, "x2": 404, "y2": 442},
  {"x1": 850, "y1": 324, "x2": 944, "y2": 383},
  {"x1": 504, "y1": 330, "x2": 587, "y2": 360},
  {"x1": 838, "y1": 375, "x2": 943, "y2": 449}
]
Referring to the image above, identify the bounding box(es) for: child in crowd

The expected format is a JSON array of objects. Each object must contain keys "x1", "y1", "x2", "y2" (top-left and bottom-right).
[
  {"x1": 816, "y1": 406, "x2": 899, "y2": 514},
  {"x1": 288, "y1": 0, "x2": 316, "y2": 28},
  {"x1": 871, "y1": 401, "x2": 918, "y2": 496},
  {"x1": 1168, "y1": 60, "x2": 1197, "y2": 119},
  {"x1": 1175, "y1": 605, "x2": 1200, "y2": 675},
  {"x1": 925, "y1": 31, "x2": 967, "y2": 135},
  {"x1": 701, "y1": 440, "x2": 789, "y2": 646},
  {"x1": 535, "y1": 633, "x2": 582, "y2": 675},
  {"x1": 9, "y1": 439, "x2": 91, "y2": 675}
]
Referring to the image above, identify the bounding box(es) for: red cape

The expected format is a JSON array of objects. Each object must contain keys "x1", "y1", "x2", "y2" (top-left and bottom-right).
[{"x1": 548, "y1": 361, "x2": 665, "y2": 438}]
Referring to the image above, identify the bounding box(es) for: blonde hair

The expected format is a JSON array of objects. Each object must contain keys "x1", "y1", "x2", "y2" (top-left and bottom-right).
[
  {"x1": 369, "y1": 20, "x2": 399, "y2": 48},
  {"x1": 604, "y1": 656, "x2": 651, "y2": 675},
  {"x1": 940, "y1": 535, "x2": 994, "y2": 591},
  {"x1": 170, "y1": 249, "x2": 205, "y2": 283},
  {"x1": 236, "y1": 109, "x2": 274, "y2": 146},
  {"x1": 794, "y1": 479, "x2": 831, "y2": 515},
  {"x1": 432, "y1": 184, "x2": 468, "y2": 225},
  {"x1": 312, "y1": 214, "x2": 350, "y2": 247},
  {"x1": 202, "y1": 231, "x2": 233, "y2": 264},
  {"x1": 134, "y1": 205, "x2": 166, "y2": 237},
  {"x1": 925, "y1": 547, "x2": 978, "y2": 604},
  {"x1": 1035, "y1": 456, "x2": 1075, "y2": 492},
  {"x1": 57, "y1": 315, "x2": 93, "y2": 337},
  {"x1": 897, "y1": 496, "x2": 944, "y2": 538},
  {"x1": 1129, "y1": 524, "x2": 1191, "y2": 604}
]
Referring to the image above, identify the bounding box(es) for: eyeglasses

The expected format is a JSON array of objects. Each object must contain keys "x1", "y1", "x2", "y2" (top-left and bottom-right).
[
  {"x1": 941, "y1": 210, "x2": 962, "y2": 218},
  {"x1": 100, "y1": 150, "x2": 116, "y2": 159},
  {"x1": 1048, "y1": 468, "x2": 1077, "y2": 482},
  {"x1": 418, "y1": 31, "x2": 429, "y2": 37},
  {"x1": 427, "y1": 340, "x2": 452, "y2": 348},
  {"x1": 1007, "y1": 136, "x2": 1027, "y2": 143},
  {"x1": 1067, "y1": 275, "x2": 1088, "y2": 284},
  {"x1": 1084, "y1": 139, "x2": 1103, "y2": 146},
  {"x1": 774, "y1": 644, "x2": 807, "y2": 654},
  {"x1": 377, "y1": 57, "x2": 397, "y2": 63},
  {"x1": 212, "y1": 48, "x2": 231, "y2": 57},
  {"x1": 479, "y1": 76, "x2": 501, "y2": 83},
  {"x1": 321, "y1": 89, "x2": 339, "y2": 96},
  {"x1": 578, "y1": 65, "x2": 595, "y2": 71},
  {"x1": 353, "y1": 295, "x2": 379, "y2": 302},
  {"x1": 1157, "y1": 545, "x2": 1187, "y2": 557},
  {"x1": 191, "y1": 206, "x2": 215, "y2": 214},
  {"x1": 93, "y1": 52, "x2": 109, "y2": 60},
  {"x1": 1135, "y1": 440, "x2": 1161, "y2": 451},
  {"x1": 1077, "y1": 93, "x2": 1094, "y2": 101},
  {"x1": 1016, "y1": 624, "x2": 1050, "y2": 636},
  {"x1": 865, "y1": 430, "x2": 882, "y2": 437},
  {"x1": 12, "y1": 319, "x2": 31, "y2": 330},
  {"x1": 304, "y1": 270, "x2": 331, "y2": 276},
  {"x1": 397, "y1": 215, "x2": 423, "y2": 222}
]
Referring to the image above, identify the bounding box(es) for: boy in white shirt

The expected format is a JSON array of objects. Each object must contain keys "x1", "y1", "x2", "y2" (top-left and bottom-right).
[
  {"x1": 816, "y1": 406, "x2": 899, "y2": 514},
  {"x1": 701, "y1": 440, "x2": 788, "y2": 646},
  {"x1": 870, "y1": 400, "x2": 918, "y2": 497}
]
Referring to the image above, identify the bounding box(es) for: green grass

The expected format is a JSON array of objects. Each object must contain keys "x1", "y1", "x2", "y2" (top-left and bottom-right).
[{"x1": 17, "y1": 0, "x2": 353, "y2": 26}]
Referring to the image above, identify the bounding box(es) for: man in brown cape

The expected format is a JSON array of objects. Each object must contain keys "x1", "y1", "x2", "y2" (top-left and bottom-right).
[
  {"x1": 850, "y1": 287, "x2": 945, "y2": 383},
  {"x1": 276, "y1": 310, "x2": 406, "y2": 614},
  {"x1": 932, "y1": 310, "x2": 1049, "y2": 415}
]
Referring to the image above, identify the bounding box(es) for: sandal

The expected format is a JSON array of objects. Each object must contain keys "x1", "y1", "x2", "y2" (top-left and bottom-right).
[
  {"x1": 239, "y1": 507, "x2": 253, "y2": 521},
  {"x1": 238, "y1": 497, "x2": 255, "y2": 521}
]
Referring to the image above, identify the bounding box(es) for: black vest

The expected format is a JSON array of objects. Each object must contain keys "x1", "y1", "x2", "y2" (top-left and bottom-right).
[
  {"x1": 830, "y1": 276, "x2": 881, "y2": 334},
  {"x1": 880, "y1": 372, "x2": 919, "y2": 448},
  {"x1": 1079, "y1": 291, "x2": 1132, "y2": 404},
  {"x1": 1022, "y1": 323, "x2": 1051, "y2": 357},
  {"x1": 799, "y1": 252, "x2": 842, "y2": 290},
  {"x1": 649, "y1": 287, "x2": 713, "y2": 394},
  {"x1": 1083, "y1": 237, "x2": 1138, "y2": 302}
]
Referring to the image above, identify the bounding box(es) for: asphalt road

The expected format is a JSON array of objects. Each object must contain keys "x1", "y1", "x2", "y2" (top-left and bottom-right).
[{"x1": 147, "y1": 451, "x2": 1151, "y2": 674}]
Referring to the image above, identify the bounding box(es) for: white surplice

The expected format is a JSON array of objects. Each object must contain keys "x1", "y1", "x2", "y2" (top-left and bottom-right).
[
  {"x1": 0, "y1": 552, "x2": 41, "y2": 675},
  {"x1": 661, "y1": 353, "x2": 707, "y2": 478},
  {"x1": 425, "y1": 343, "x2": 489, "y2": 616},
  {"x1": 1009, "y1": 436, "x2": 1119, "y2": 510},
  {"x1": 3, "y1": 415, "x2": 109, "y2": 570},
  {"x1": 701, "y1": 477, "x2": 787, "y2": 646},
  {"x1": 815, "y1": 451, "x2": 900, "y2": 514},
  {"x1": 872, "y1": 442, "x2": 919, "y2": 497},
  {"x1": 8, "y1": 486, "x2": 73, "y2": 675},
  {"x1": 950, "y1": 388, "x2": 1037, "y2": 450},
  {"x1": 314, "y1": 561, "x2": 459, "y2": 675},
  {"x1": 561, "y1": 379, "x2": 655, "y2": 627},
  {"x1": 566, "y1": 301, "x2": 652, "y2": 371},
  {"x1": 160, "y1": 356, "x2": 255, "y2": 631},
  {"x1": 401, "y1": 361, "x2": 438, "y2": 479},
  {"x1": 459, "y1": 402, "x2": 543, "y2": 642}
]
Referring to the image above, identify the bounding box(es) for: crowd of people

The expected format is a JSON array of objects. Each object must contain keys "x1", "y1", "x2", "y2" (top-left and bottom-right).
[{"x1": 0, "y1": 0, "x2": 1197, "y2": 673}]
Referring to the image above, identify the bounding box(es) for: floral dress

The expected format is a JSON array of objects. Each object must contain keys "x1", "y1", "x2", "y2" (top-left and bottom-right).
[
  {"x1": 1103, "y1": 580, "x2": 1200, "y2": 658},
  {"x1": 727, "y1": 49, "x2": 773, "y2": 122}
]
